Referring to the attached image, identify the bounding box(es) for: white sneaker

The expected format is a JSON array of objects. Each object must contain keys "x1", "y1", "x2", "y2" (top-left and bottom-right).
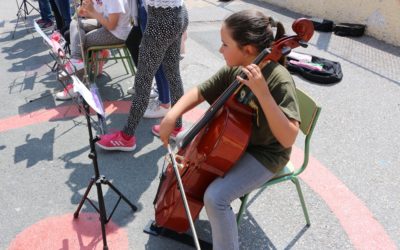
[
  {"x1": 150, "y1": 85, "x2": 159, "y2": 99},
  {"x1": 127, "y1": 86, "x2": 135, "y2": 95},
  {"x1": 58, "y1": 59, "x2": 84, "y2": 79},
  {"x1": 144, "y1": 99, "x2": 170, "y2": 118},
  {"x1": 55, "y1": 83, "x2": 79, "y2": 100},
  {"x1": 127, "y1": 84, "x2": 159, "y2": 99}
]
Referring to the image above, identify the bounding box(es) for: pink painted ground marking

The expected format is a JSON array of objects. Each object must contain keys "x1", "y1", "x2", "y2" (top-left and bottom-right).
[
  {"x1": 1, "y1": 101, "x2": 397, "y2": 249},
  {"x1": 8, "y1": 213, "x2": 128, "y2": 250},
  {"x1": 291, "y1": 148, "x2": 397, "y2": 250}
]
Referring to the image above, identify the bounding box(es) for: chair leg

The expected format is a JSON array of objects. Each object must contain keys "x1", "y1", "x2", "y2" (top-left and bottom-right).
[
  {"x1": 92, "y1": 51, "x2": 100, "y2": 81},
  {"x1": 117, "y1": 49, "x2": 129, "y2": 74},
  {"x1": 236, "y1": 194, "x2": 250, "y2": 225},
  {"x1": 111, "y1": 49, "x2": 118, "y2": 63},
  {"x1": 86, "y1": 50, "x2": 93, "y2": 81},
  {"x1": 292, "y1": 177, "x2": 311, "y2": 226},
  {"x1": 124, "y1": 48, "x2": 136, "y2": 76}
]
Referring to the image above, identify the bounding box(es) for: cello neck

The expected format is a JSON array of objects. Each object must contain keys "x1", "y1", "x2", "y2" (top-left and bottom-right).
[{"x1": 180, "y1": 48, "x2": 271, "y2": 149}]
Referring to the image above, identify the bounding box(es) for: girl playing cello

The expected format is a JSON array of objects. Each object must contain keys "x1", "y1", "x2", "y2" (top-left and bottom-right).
[{"x1": 155, "y1": 10, "x2": 302, "y2": 250}]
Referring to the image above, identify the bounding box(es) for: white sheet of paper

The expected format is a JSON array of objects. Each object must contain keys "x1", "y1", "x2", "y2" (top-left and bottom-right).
[
  {"x1": 34, "y1": 21, "x2": 65, "y2": 57},
  {"x1": 33, "y1": 21, "x2": 52, "y2": 46},
  {"x1": 71, "y1": 76, "x2": 105, "y2": 117}
]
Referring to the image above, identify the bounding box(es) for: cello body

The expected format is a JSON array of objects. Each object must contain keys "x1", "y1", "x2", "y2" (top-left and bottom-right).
[
  {"x1": 152, "y1": 18, "x2": 315, "y2": 233},
  {"x1": 154, "y1": 97, "x2": 254, "y2": 232}
]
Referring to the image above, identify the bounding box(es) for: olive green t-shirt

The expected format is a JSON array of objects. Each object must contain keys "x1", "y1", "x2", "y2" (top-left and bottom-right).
[{"x1": 198, "y1": 62, "x2": 301, "y2": 173}]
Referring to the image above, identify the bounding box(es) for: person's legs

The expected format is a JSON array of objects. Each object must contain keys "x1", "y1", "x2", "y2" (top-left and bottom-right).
[
  {"x1": 203, "y1": 153, "x2": 275, "y2": 250},
  {"x1": 160, "y1": 35, "x2": 183, "y2": 127},
  {"x1": 125, "y1": 26, "x2": 142, "y2": 67},
  {"x1": 122, "y1": 6, "x2": 185, "y2": 136},
  {"x1": 137, "y1": 1, "x2": 171, "y2": 106},
  {"x1": 154, "y1": 66, "x2": 170, "y2": 105},
  {"x1": 54, "y1": 0, "x2": 72, "y2": 32},
  {"x1": 159, "y1": 5, "x2": 188, "y2": 127},
  {"x1": 37, "y1": 0, "x2": 52, "y2": 22},
  {"x1": 70, "y1": 18, "x2": 100, "y2": 59},
  {"x1": 49, "y1": 0, "x2": 63, "y2": 30},
  {"x1": 84, "y1": 27, "x2": 124, "y2": 49}
]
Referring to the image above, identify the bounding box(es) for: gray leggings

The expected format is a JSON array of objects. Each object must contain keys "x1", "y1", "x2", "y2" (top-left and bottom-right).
[
  {"x1": 204, "y1": 153, "x2": 275, "y2": 250},
  {"x1": 123, "y1": 5, "x2": 189, "y2": 135},
  {"x1": 70, "y1": 18, "x2": 124, "y2": 60}
]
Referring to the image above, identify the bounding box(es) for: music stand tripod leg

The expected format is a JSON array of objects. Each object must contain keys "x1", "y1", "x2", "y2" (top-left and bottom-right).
[
  {"x1": 12, "y1": 0, "x2": 39, "y2": 39},
  {"x1": 24, "y1": 0, "x2": 40, "y2": 15},
  {"x1": 12, "y1": 0, "x2": 24, "y2": 39},
  {"x1": 102, "y1": 179, "x2": 138, "y2": 212},
  {"x1": 73, "y1": 101, "x2": 136, "y2": 250}
]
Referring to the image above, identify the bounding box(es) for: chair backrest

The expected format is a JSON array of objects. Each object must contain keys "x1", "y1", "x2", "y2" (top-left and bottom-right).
[{"x1": 293, "y1": 88, "x2": 321, "y2": 176}]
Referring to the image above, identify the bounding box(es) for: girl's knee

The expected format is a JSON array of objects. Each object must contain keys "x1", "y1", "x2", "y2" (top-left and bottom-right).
[{"x1": 204, "y1": 185, "x2": 227, "y2": 209}]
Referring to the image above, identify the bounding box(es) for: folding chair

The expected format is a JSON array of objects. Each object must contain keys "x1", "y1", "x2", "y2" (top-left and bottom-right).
[
  {"x1": 85, "y1": 43, "x2": 136, "y2": 81},
  {"x1": 236, "y1": 88, "x2": 322, "y2": 226}
]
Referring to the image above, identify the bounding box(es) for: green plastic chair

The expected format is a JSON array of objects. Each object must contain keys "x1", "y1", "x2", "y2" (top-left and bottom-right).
[
  {"x1": 236, "y1": 88, "x2": 322, "y2": 226},
  {"x1": 85, "y1": 43, "x2": 136, "y2": 81}
]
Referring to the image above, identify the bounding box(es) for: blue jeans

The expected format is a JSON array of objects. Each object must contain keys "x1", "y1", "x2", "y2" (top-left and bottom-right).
[
  {"x1": 38, "y1": 0, "x2": 52, "y2": 21},
  {"x1": 54, "y1": 0, "x2": 71, "y2": 31},
  {"x1": 204, "y1": 153, "x2": 275, "y2": 250},
  {"x1": 137, "y1": 0, "x2": 170, "y2": 105}
]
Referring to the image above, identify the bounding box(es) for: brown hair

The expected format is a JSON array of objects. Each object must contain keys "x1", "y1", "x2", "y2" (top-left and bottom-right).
[{"x1": 224, "y1": 10, "x2": 287, "y2": 65}]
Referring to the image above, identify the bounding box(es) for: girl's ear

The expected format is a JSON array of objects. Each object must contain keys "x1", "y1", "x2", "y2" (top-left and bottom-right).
[{"x1": 243, "y1": 44, "x2": 258, "y2": 57}]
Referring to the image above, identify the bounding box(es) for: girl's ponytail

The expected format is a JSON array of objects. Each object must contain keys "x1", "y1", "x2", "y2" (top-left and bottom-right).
[{"x1": 269, "y1": 17, "x2": 287, "y2": 66}]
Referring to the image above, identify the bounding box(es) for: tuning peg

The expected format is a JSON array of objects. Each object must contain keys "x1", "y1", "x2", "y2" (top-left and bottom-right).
[
  {"x1": 281, "y1": 46, "x2": 291, "y2": 56},
  {"x1": 299, "y1": 40, "x2": 308, "y2": 48}
]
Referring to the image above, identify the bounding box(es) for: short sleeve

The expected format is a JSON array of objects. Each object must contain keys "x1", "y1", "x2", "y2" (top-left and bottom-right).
[
  {"x1": 266, "y1": 64, "x2": 301, "y2": 122},
  {"x1": 105, "y1": 0, "x2": 125, "y2": 14},
  {"x1": 271, "y1": 81, "x2": 301, "y2": 122},
  {"x1": 198, "y1": 66, "x2": 240, "y2": 104}
]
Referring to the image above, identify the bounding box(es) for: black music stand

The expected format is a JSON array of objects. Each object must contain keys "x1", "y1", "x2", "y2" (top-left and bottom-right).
[
  {"x1": 12, "y1": 0, "x2": 39, "y2": 39},
  {"x1": 70, "y1": 76, "x2": 138, "y2": 250},
  {"x1": 34, "y1": 17, "x2": 137, "y2": 249}
]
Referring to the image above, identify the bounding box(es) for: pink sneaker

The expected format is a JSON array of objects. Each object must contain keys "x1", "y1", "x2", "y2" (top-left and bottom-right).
[
  {"x1": 151, "y1": 125, "x2": 184, "y2": 141},
  {"x1": 100, "y1": 49, "x2": 111, "y2": 60},
  {"x1": 96, "y1": 131, "x2": 136, "y2": 151},
  {"x1": 97, "y1": 49, "x2": 110, "y2": 74}
]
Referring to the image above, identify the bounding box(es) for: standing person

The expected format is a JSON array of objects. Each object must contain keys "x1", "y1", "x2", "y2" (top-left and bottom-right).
[
  {"x1": 56, "y1": 0, "x2": 132, "y2": 100},
  {"x1": 54, "y1": 0, "x2": 72, "y2": 33},
  {"x1": 96, "y1": 0, "x2": 189, "y2": 151},
  {"x1": 49, "y1": 0, "x2": 64, "y2": 31},
  {"x1": 36, "y1": 0, "x2": 54, "y2": 28},
  {"x1": 156, "y1": 10, "x2": 300, "y2": 250},
  {"x1": 125, "y1": 0, "x2": 172, "y2": 119}
]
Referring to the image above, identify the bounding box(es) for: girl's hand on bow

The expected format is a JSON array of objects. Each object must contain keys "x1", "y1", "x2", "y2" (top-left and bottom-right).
[{"x1": 158, "y1": 113, "x2": 177, "y2": 147}]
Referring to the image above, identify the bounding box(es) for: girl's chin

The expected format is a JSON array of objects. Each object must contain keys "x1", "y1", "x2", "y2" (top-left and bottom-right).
[{"x1": 225, "y1": 62, "x2": 236, "y2": 67}]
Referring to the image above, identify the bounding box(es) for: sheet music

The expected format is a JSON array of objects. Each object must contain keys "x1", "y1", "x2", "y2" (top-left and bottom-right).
[
  {"x1": 33, "y1": 21, "x2": 65, "y2": 57},
  {"x1": 71, "y1": 76, "x2": 105, "y2": 117},
  {"x1": 34, "y1": 20, "x2": 104, "y2": 117},
  {"x1": 33, "y1": 21, "x2": 52, "y2": 46}
]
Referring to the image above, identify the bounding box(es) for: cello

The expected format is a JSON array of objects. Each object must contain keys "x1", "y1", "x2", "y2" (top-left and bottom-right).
[{"x1": 152, "y1": 18, "x2": 314, "y2": 234}]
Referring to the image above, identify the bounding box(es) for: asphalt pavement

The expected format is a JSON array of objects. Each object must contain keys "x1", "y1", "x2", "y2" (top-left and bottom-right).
[{"x1": 0, "y1": 0, "x2": 399, "y2": 249}]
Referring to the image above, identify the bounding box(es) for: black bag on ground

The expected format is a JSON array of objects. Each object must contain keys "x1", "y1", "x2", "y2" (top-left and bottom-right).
[
  {"x1": 287, "y1": 52, "x2": 343, "y2": 84},
  {"x1": 333, "y1": 23, "x2": 366, "y2": 37},
  {"x1": 310, "y1": 17, "x2": 334, "y2": 32}
]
